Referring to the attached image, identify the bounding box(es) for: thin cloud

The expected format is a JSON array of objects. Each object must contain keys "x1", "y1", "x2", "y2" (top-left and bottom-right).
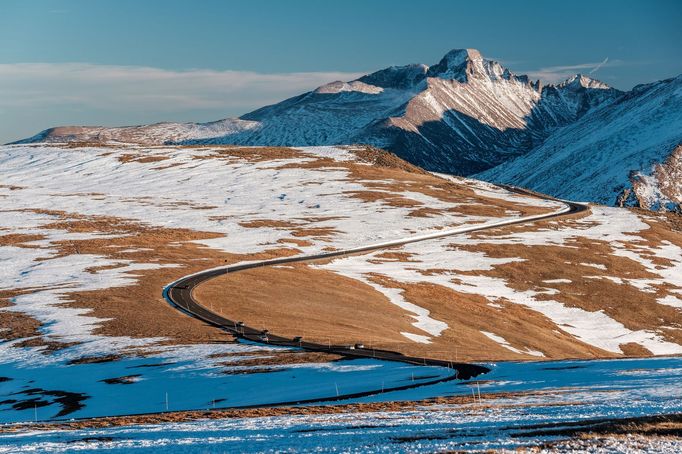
[
  {"x1": 0, "y1": 63, "x2": 365, "y2": 112},
  {"x1": 589, "y1": 57, "x2": 609, "y2": 74},
  {"x1": 524, "y1": 58, "x2": 620, "y2": 83}
]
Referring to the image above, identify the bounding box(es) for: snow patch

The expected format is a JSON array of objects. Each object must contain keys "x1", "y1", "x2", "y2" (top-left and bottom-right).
[{"x1": 481, "y1": 331, "x2": 545, "y2": 357}]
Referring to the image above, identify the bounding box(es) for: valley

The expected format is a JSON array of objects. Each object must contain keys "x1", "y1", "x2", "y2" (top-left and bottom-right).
[{"x1": 1, "y1": 21, "x2": 680, "y2": 449}]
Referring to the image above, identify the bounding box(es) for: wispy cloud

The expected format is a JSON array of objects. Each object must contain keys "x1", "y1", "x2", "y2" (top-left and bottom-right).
[
  {"x1": 589, "y1": 57, "x2": 609, "y2": 74},
  {"x1": 0, "y1": 63, "x2": 364, "y2": 113},
  {"x1": 524, "y1": 58, "x2": 619, "y2": 83}
]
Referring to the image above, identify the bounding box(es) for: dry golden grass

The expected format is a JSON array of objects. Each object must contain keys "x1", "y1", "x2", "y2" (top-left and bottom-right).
[
  {"x1": 194, "y1": 207, "x2": 682, "y2": 361},
  {"x1": 194, "y1": 263, "x2": 421, "y2": 348},
  {"x1": 195, "y1": 256, "x2": 613, "y2": 361},
  {"x1": 0, "y1": 289, "x2": 45, "y2": 342},
  {"x1": 462, "y1": 215, "x2": 682, "y2": 348},
  {"x1": 0, "y1": 233, "x2": 45, "y2": 247},
  {"x1": 0, "y1": 232, "x2": 72, "y2": 349},
  {"x1": 192, "y1": 146, "x2": 307, "y2": 163},
  {"x1": 117, "y1": 154, "x2": 168, "y2": 164},
  {"x1": 8, "y1": 145, "x2": 680, "y2": 364},
  {"x1": 267, "y1": 145, "x2": 557, "y2": 218},
  {"x1": 1, "y1": 206, "x2": 355, "y2": 368},
  {"x1": 1, "y1": 209, "x2": 298, "y2": 351}
]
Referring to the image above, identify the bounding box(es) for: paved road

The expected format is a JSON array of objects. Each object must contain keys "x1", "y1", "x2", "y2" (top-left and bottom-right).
[{"x1": 165, "y1": 185, "x2": 588, "y2": 382}]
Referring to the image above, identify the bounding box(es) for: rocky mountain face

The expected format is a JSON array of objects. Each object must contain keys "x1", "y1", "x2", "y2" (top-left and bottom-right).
[
  {"x1": 351, "y1": 50, "x2": 622, "y2": 173},
  {"x1": 14, "y1": 49, "x2": 621, "y2": 175},
  {"x1": 478, "y1": 75, "x2": 682, "y2": 212},
  {"x1": 630, "y1": 144, "x2": 682, "y2": 212}
]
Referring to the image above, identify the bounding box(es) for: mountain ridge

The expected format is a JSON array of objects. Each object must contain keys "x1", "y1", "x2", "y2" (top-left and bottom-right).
[
  {"x1": 13, "y1": 48, "x2": 622, "y2": 175},
  {"x1": 477, "y1": 74, "x2": 682, "y2": 211},
  {"x1": 16, "y1": 48, "x2": 679, "y2": 212}
]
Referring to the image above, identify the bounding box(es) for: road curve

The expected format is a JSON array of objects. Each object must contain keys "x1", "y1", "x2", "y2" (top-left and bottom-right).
[{"x1": 164, "y1": 184, "x2": 588, "y2": 382}]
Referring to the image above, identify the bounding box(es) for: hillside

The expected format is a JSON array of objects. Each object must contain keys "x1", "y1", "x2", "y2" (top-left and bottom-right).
[
  {"x1": 478, "y1": 75, "x2": 682, "y2": 211},
  {"x1": 2, "y1": 143, "x2": 681, "y2": 369},
  {"x1": 1, "y1": 142, "x2": 682, "y2": 429}
]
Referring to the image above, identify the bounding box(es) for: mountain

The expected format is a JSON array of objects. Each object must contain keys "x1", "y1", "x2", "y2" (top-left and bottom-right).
[
  {"x1": 349, "y1": 52, "x2": 621, "y2": 173},
  {"x1": 477, "y1": 75, "x2": 682, "y2": 211},
  {"x1": 13, "y1": 49, "x2": 621, "y2": 175}
]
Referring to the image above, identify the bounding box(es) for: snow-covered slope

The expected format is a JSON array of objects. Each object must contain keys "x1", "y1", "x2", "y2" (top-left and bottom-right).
[
  {"x1": 13, "y1": 49, "x2": 621, "y2": 175},
  {"x1": 361, "y1": 50, "x2": 621, "y2": 173},
  {"x1": 4, "y1": 143, "x2": 682, "y2": 363},
  {"x1": 17, "y1": 118, "x2": 259, "y2": 145},
  {"x1": 478, "y1": 75, "x2": 682, "y2": 210}
]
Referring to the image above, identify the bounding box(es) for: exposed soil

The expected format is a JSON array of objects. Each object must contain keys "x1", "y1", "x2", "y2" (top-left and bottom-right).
[
  {"x1": 8, "y1": 388, "x2": 89, "y2": 418},
  {"x1": 100, "y1": 375, "x2": 141, "y2": 385}
]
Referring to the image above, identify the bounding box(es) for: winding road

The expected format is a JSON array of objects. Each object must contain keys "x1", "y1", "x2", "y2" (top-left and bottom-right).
[{"x1": 164, "y1": 184, "x2": 588, "y2": 383}]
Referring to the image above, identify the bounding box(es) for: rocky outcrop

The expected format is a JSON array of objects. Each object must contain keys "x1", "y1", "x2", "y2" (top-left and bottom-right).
[{"x1": 631, "y1": 145, "x2": 682, "y2": 212}]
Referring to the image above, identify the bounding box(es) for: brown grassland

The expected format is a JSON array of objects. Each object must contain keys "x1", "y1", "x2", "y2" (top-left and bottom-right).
[{"x1": 3, "y1": 145, "x2": 681, "y2": 365}]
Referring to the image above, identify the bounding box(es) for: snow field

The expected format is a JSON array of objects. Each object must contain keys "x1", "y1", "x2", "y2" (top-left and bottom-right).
[
  {"x1": 316, "y1": 206, "x2": 682, "y2": 355},
  {"x1": 1, "y1": 357, "x2": 680, "y2": 452}
]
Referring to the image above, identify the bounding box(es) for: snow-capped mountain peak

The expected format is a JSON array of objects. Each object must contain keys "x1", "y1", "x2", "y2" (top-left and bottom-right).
[
  {"x1": 13, "y1": 48, "x2": 626, "y2": 177},
  {"x1": 439, "y1": 48, "x2": 483, "y2": 67},
  {"x1": 425, "y1": 48, "x2": 519, "y2": 84},
  {"x1": 427, "y1": 48, "x2": 492, "y2": 82},
  {"x1": 559, "y1": 73, "x2": 612, "y2": 90}
]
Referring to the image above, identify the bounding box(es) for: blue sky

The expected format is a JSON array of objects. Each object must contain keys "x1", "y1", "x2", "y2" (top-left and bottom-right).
[{"x1": 1, "y1": 0, "x2": 681, "y2": 143}]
